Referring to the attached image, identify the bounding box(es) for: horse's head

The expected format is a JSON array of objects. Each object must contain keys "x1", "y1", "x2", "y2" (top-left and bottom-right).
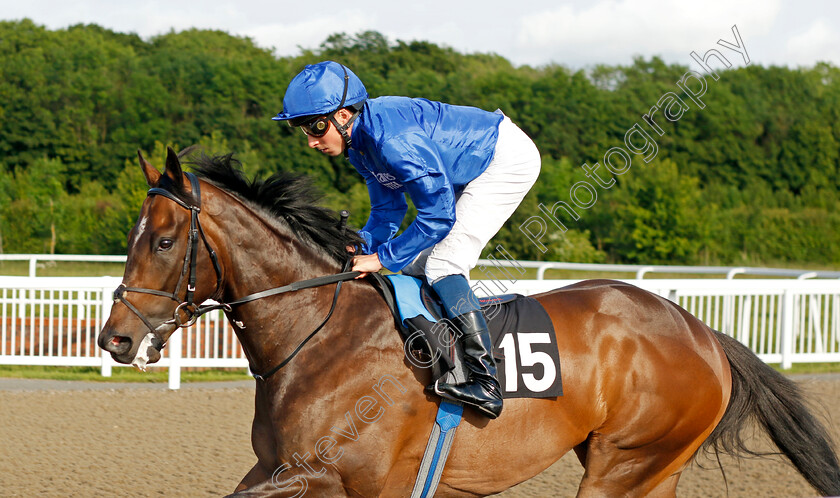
[{"x1": 98, "y1": 147, "x2": 223, "y2": 369}]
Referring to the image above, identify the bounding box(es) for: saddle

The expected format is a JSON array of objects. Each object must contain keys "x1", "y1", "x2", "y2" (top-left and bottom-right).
[{"x1": 369, "y1": 273, "x2": 563, "y2": 399}]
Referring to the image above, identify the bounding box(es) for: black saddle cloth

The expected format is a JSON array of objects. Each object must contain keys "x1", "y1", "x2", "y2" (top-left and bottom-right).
[{"x1": 370, "y1": 274, "x2": 563, "y2": 399}]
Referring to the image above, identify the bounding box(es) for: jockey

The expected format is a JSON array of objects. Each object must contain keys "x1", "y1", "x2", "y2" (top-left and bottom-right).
[{"x1": 273, "y1": 61, "x2": 541, "y2": 419}]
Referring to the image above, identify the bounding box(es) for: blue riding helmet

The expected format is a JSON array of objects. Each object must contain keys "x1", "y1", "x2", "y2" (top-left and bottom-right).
[{"x1": 273, "y1": 61, "x2": 368, "y2": 122}]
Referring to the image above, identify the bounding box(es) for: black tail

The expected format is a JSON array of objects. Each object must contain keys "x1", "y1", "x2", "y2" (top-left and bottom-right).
[{"x1": 703, "y1": 331, "x2": 840, "y2": 496}]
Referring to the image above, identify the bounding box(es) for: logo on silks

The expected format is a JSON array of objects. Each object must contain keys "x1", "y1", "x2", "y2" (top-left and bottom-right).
[{"x1": 374, "y1": 172, "x2": 403, "y2": 190}]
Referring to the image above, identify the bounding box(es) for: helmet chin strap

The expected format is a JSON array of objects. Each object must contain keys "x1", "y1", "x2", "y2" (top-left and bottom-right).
[
  {"x1": 325, "y1": 63, "x2": 363, "y2": 157},
  {"x1": 331, "y1": 110, "x2": 361, "y2": 157}
]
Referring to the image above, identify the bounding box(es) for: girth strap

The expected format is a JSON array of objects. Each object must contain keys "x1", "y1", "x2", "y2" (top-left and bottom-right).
[{"x1": 410, "y1": 400, "x2": 464, "y2": 498}]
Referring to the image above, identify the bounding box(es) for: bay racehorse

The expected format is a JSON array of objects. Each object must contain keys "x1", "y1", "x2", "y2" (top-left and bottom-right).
[{"x1": 98, "y1": 148, "x2": 840, "y2": 497}]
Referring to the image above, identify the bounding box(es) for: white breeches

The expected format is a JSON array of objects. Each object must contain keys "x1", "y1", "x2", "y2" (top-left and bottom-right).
[{"x1": 402, "y1": 116, "x2": 541, "y2": 282}]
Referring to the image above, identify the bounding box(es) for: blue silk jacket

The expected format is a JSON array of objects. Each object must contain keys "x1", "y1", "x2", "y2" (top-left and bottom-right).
[{"x1": 348, "y1": 96, "x2": 504, "y2": 272}]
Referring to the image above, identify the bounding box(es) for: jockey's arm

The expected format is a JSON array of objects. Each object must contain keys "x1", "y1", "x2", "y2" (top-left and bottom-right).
[{"x1": 369, "y1": 134, "x2": 456, "y2": 273}]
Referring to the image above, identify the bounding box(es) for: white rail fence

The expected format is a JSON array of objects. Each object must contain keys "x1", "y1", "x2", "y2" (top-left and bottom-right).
[
  {"x1": 7, "y1": 253, "x2": 840, "y2": 280},
  {"x1": 1, "y1": 276, "x2": 839, "y2": 389},
  {"x1": 478, "y1": 260, "x2": 840, "y2": 280},
  {"x1": 499, "y1": 279, "x2": 840, "y2": 367},
  {"x1": 0, "y1": 276, "x2": 247, "y2": 389}
]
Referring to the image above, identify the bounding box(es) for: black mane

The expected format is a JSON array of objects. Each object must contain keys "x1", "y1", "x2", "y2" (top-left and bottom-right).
[{"x1": 184, "y1": 153, "x2": 362, "y2": 264}]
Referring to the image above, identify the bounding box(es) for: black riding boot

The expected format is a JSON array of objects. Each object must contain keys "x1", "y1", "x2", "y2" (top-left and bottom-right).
[{"x1": 434, "y1": 310, "x2": 503, "y2": 419}]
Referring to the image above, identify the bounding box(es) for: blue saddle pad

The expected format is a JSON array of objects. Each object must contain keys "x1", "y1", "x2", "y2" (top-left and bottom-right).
[
  {"x1": 386, "y1": 275, "x2": 437, "y2": 324},
  {"x1": 386, "y1": 275, "x2": 518, "y2": 322}
]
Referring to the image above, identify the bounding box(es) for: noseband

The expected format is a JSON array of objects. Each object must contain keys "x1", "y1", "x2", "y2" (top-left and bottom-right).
[{"x1": 113, "y1": 173, "x2": 359, "y2": 380}]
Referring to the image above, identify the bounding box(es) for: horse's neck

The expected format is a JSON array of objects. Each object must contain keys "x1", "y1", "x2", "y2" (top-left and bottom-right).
[
  {"x1": 218, "y1": 198, "x2": 340, "y2": 292},
  {"x1": 208, "y1": 193, "x2": 407, "y2": 413},
  {"x1": 209, "y1": 194, "x2": 345, "y2": 373}
]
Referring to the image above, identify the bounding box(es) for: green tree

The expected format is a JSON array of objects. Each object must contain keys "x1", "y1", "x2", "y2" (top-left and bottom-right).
[
  {"x1": 1, "y1": 21, "x2": 839, "y2": 267},
  {"x1": 592, "y1": 158, "x2": 711, "y2": 264},
  {"x1": 0, "y1": 167, "x2": 12, "y2": 253},
  {"x1": 2, "y1": 157, "x2": 66, "y2": 253}
]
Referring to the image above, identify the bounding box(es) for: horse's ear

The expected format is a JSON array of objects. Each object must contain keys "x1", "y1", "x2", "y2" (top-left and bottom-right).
[
  {"x1": 138, "y1": 150, "x2": 161, "y2": 187},
  {"x1": 164, "y1": 146, "x2": 184, "y2": 183}
]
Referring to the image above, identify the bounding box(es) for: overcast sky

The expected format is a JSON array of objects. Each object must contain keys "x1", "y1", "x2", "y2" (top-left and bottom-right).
[{"x1": 3, "y1": 0, "x2": 839, "y2": 69}]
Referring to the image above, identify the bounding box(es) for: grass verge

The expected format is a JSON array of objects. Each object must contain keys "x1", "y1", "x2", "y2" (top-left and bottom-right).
[
  {"x1": 0, "y1": 365, "x2": 252, "y2": 383},
  {"x1": 2, "y1": 362, "x2": 838, "y2": 383},
  {"x1": 769, "y1": 362, "x2": 840, "y2": 375}
]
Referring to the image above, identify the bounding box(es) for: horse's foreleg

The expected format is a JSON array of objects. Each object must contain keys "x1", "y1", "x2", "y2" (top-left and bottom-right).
[{"x1": 236, "y1": 386, "x2": 278, "y2": 492}]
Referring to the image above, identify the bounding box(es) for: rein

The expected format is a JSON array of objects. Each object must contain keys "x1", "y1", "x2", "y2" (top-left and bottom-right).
[{"x1": 113, "y1": 172, "x2": 360, "y2": 381}]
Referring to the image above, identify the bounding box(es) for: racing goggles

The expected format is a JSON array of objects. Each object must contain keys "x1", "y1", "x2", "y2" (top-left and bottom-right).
[{"x1": 296, "y1": 116, "x2": 331, "y2": 137}]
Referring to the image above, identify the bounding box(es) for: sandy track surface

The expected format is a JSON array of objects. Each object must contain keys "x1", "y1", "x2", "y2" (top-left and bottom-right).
[{"x1": 1, "y1": 376, "x2": 837, "y2": 497}]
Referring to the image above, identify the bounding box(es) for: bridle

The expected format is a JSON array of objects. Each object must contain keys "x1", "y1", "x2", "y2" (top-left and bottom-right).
[
  {"x1": 113, "y1": 173, "x2": 222, "y2": 339},
  {"x1": 113, "y1": 172, "x2": 360, "y2": 380}
]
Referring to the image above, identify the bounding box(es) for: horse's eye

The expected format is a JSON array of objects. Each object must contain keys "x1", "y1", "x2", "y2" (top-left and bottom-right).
[{"x1": 158, "y1": 238, "x2": 174, "y2": 251}]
